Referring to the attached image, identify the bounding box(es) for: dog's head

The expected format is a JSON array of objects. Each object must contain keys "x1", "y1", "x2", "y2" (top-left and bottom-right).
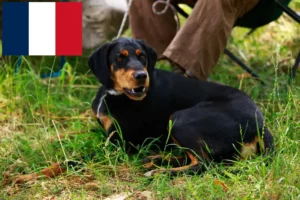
[{"x1": 88, "y1": 38, "x2": 157, "y2": 101}]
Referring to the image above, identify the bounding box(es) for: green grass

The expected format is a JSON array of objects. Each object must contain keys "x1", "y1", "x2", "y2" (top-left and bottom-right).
[{"x1": 1, "y1": 5, "x2": 300, "y2": 199}]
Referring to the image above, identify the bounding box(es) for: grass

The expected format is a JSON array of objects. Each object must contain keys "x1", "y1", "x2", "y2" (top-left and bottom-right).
[{"x1": 1, "y1": 4, "x2": 300, "y2": 199}]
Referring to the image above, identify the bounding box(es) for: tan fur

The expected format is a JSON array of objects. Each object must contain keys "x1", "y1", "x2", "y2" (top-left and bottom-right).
[
  {"x1": 99, "y1": 114, "x2": 113, "y2": 132},
  {"x1": 110, "y1": 65, "x2": 149, "y2": 100},
  {"x1": 121, "y1": 49, "x2": 129, "y2": 57},
  {"x1": 136, "y1": 49, "x2": 142, "y2": 56},
  {"x1": 240, "y1": 136, "x2": 264, "y2": 159}
]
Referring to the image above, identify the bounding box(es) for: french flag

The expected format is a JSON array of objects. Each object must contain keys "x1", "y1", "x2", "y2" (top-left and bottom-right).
[{"x1": 2, "y1": 2, "x2": 82, "y2": 56}]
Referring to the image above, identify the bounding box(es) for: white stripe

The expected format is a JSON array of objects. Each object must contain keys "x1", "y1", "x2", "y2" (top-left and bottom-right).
[
  {"x1": 29, "y1": 2, "x2": 56, "y2": 55},
  {"x1": 97, "y1": 93, "x2": 107, "y2": 118}
]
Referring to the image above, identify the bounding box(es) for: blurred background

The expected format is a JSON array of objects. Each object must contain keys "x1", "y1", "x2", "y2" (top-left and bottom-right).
[{"x1": 0, "y1": 0, "x2": 299, "y2": 84}]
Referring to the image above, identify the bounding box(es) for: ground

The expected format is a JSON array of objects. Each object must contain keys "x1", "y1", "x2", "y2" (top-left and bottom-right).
[{"x1": 0, "y1": 3, "x2": 300, "y2": 200}]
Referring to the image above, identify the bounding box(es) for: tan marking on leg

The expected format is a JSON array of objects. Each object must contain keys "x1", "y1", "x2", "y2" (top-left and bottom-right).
[
  {"x1": 171, "y1": 135, "x2": 203, "y2": 164},
  {"x1": 99, "y1": 115, "x2": 112, "y2": 132},
  {"x1": 199, "y1": 149, "x2": 211, "y2": 162},
  {"x1": 142, "y1": 155, "x2": 186, "y2": 169},
  {"x1": 92, "y1": 110, "x2": 98, "y2": 119},
  {"x1": 172, "y1": 129, "x2": 211, "y2": 162},
  {"x1": 144, "y1": 151, "x2": 199, "y2": 177},
  {"x1": 198, "y1": 139, "x2": 212, "y2": 162},
  {"x1": 166, "y1": 151, "x2": 198, "y2": 172},
  {"x1": 171, "y1": 135, "x2": 181, "y2": 146},
  {"x1": 165, "y1": 155, "x2": 185, "y2": 162},
  {"x1": 240, "y1": 136, "x2": 262, "y2": 159},
  {"x1": 144, "y1": 136, "x2": 201, "y2": 177},
  {"x1": 174, "y1": 136, "x2": 210, "y2": 162}
]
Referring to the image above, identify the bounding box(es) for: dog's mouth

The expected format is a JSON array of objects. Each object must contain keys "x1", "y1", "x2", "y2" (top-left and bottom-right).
[{"x1": 123, "y1": 86, "x2": 148, "y2": 98}]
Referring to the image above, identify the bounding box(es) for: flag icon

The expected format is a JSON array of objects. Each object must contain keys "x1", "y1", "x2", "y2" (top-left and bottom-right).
[{"x1": 2, "y1": 2, "x2": 82, "y2": 56}]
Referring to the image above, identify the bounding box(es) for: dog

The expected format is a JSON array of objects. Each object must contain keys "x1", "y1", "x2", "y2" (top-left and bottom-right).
[{"x1": 88, "y1": 37, "x2": 274, "y2": 177}]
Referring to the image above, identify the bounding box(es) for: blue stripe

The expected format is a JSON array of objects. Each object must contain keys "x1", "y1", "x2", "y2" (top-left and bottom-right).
[{"x1": 2, "y1": 2, "x2": 29, "y2": 56}]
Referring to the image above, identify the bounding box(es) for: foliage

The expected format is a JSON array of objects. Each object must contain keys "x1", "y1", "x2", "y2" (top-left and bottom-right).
[{"x1": 0, "y1": 3, "x2": 299, "y2": 199}]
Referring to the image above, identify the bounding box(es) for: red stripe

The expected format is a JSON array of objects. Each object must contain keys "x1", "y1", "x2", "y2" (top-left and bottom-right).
[{"x1": 55, "y1": 2, "x2": 82, "y2": 56}]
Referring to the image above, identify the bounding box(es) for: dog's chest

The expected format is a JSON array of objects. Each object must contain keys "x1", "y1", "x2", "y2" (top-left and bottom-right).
[{"x1": 102, "y1": 96, "x2": 171, "y2": 144}]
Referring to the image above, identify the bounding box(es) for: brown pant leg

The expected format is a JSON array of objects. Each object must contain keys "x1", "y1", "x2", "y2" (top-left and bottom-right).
[
  {"x1": 128, "y1": 0, "x2": 177, "y2": 59},
  {"x1": 163, "y1": 0, "x2": 259, "y2": 80}
]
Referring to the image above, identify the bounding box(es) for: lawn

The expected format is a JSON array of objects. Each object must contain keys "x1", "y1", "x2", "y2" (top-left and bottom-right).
[{"x1": 0, "y1": 3, "x2": 300, "y2": 200}]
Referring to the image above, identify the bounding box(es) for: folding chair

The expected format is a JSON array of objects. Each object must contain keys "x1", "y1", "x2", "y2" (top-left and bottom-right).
[{"x1": 174, "y1": 0, "x2": 299, "y2": 85}]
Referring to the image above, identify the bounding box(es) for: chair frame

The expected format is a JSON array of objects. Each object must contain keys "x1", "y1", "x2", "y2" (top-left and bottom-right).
[{"x1": 174, "y1": 0, "x2": 299, "y2": 85}]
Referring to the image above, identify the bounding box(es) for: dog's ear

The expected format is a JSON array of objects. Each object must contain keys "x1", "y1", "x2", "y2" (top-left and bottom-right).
[
  {"x1": 88, "y1": 42, "x2": 114, "y2": 87},
  {"x1": 136, "y1": 40, "x2": 157, "y2": 73}
]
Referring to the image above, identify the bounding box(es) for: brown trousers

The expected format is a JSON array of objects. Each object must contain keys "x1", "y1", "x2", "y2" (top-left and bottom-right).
[{"x1": 129, "y1": 0, "x2": 259, "y2": 80}]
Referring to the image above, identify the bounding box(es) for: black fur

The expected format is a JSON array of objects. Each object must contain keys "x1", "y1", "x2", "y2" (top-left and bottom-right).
[{"x1": 88, "y1": 38, "x2": 274, "y2": 176}]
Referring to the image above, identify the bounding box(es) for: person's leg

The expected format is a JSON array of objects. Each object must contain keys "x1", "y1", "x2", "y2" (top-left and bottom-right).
[
  {"x1": 163, "y1": 0, "x2": 260, "y2": 80},
  {"x1": 128, "y1": 0, "x2": 177, "y2": 59}
]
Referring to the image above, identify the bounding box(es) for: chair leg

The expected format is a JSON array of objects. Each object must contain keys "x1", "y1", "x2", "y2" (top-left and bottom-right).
[
  {"x1": 224, "y1": 48, "x2": 265, "y2": 85},
  {"x1": 174, "y1": 4, "x2": 265, "y2": 85},
  {"x1": 290, "y1": 50, "x2": 300, "y2": 79},
  {"x1": 275, "y1": 0, "x2": 300, "y2": 24},
  {"x1": 173, "y1": 4, "x2": 189, "y2": 18}
]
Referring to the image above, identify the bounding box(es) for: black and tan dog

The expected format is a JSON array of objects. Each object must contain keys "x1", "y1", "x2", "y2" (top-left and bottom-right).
[{"x1": 88, "y1": 37, "x2": 274, "y2": 177}]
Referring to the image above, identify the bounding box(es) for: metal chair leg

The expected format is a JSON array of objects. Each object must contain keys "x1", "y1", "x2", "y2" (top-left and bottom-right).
[
  {"x1": 275, "y1": 0, "x2": 300, "y2": 24},
  {"x1": 274, "y1": 1, "x2": 299, "y2": 81},
  {"x1": 290, "y1": 50, "x2": 300, "y2": 79},
  {"x1": 224, "y1": 48, "x2": 265, "y2": 85},
  {"x1": 173, "y1": 3, "x2": 265, "y2": 85}
]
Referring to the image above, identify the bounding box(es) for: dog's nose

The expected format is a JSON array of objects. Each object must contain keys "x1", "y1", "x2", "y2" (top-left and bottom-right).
[{"x1": 134, "y1": 71, "x2": 147, "y2": 80}]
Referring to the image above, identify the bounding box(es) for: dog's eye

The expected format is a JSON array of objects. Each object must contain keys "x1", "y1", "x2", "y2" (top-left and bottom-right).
[
  {"x1": 116, "y1": 57, "x2": 123, "y2": 62},
  {"x1": 139, "y1": 55, "x2": 146, "y2": 60}
]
